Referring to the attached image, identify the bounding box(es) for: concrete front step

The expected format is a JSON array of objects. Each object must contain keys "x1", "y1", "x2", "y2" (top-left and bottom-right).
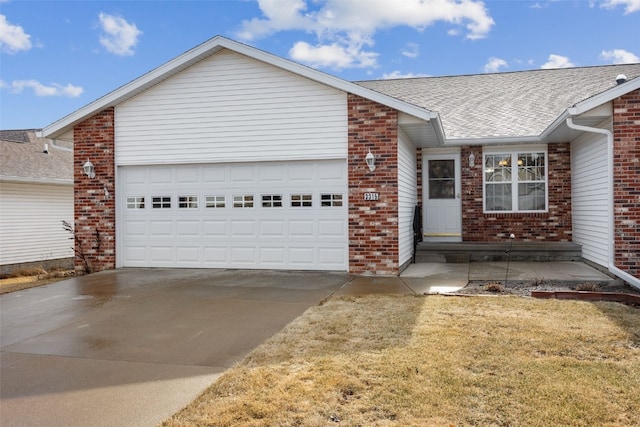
[{"x1": 415, "y1": 241, "x2": 582, "y2": 263}]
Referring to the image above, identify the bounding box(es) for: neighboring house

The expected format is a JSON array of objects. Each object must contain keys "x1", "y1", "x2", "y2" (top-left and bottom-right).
[
  {"x1": 0, "y1": 129, "x2": 74, "y2": 275},
  {"x1": 41, "y1": 36, "x2": 640, "y2": 286}
]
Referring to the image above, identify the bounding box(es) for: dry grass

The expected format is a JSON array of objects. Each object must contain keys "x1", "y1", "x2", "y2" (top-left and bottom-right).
[{"x1": 163, "y1": 295, "x2": 640, "y2": 427}]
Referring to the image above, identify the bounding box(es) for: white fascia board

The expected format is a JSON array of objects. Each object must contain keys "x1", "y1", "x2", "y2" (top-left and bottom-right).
[
  {"x1": 0, "y1": 176, "x2": 73, "y2": 186},
  {"x1": 568, "y1": 76, "x2": 640, "y2": 116},
  {"x1": 42, "y1": 36, "x2": 433, "y2": 139},
  {"x1": 442, "y1": 135, "x2": 542, "y2": 146}
]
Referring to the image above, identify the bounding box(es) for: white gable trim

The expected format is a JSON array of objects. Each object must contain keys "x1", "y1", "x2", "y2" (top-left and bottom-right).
[
  {"x1": 568, "y1": 75, "x2": 640, "y2": 116},
  {"x1": 42, "y1": 36, "x2": 433, "y2": 140}
]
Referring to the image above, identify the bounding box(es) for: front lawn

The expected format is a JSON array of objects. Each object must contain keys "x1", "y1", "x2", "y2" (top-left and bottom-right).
[{"x1": 163, "y1": 295, "x2": 640, "y2": 426}]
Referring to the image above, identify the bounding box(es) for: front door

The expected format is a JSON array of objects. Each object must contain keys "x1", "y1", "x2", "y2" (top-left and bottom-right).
[{"x1": 423, "y1": 153, "x2": 462, "y2": 242}]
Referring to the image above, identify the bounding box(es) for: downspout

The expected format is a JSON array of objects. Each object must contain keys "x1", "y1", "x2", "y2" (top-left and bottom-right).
[{"x1": 566, "y1": 116, "x2": 640, "y2": 288}]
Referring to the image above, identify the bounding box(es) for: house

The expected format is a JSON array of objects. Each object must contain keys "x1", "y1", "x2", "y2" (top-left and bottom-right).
[
  {"x1": 40, "y1": 36, "x2": 640, "y2": 287},
  {"x1": 0, "y1": 129, "x2": 74, "y2": 275}
]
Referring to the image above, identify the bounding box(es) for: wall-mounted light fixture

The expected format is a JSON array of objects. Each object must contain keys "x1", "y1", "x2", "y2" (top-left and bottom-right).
[
  {"x1": 468, "y1": 152, "x2": 475, "y2": 168},
  {"x1": 365, "y1": 149, "x2": 376, "y2": 172},
  {"x1": 83, "y1": 159, "x2": 95, "y2": 179}
]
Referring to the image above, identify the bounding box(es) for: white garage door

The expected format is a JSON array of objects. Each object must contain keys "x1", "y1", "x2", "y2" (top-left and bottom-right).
[{"x1": 118, "y1": 160, "x2": 348, "y2": 270}]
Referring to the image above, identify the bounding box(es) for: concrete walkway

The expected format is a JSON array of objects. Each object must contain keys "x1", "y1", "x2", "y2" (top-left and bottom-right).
[{"x1": 333, "y1": 261, "x2": 613, "y2": 297}]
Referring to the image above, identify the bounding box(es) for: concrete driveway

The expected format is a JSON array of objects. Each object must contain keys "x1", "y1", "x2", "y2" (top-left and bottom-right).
[{"x1": 0, "y1": 268, "x2": 350, "y2": 427}]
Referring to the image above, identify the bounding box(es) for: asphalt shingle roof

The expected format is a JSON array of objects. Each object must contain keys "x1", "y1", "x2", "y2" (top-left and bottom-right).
[
  {"x1": 356, "y1": 64, "x2": 640, "y2": 140},
  {"x1": 0, "y1": 130, "x2": 73, "y2": 183}
]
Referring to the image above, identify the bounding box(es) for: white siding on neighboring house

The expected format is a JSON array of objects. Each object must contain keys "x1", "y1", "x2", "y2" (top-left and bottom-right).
[
  {"x1": 0, "y1": 182, "x2": 74, "y2": 265},
  {"x1": 398, "y1": 129, "x2": 418, "y2": 267},
  {"x1": 571, "y1": 127, "x2": 609, "y2": 268},
  {"x1": 115, "y1": 49, "x2": 348, "y2": 166}
]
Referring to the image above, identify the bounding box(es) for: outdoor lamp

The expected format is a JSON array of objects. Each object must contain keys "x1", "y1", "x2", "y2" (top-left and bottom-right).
[
  {"x1": 83, "y1": 159, "x2": 95, "y2": 179},
  {"x1": 469, "y1": 152, "x2": 475, "y2": 168},
  {"x1": 365, "y1": 150, "x2": 376, "y2": 172}
]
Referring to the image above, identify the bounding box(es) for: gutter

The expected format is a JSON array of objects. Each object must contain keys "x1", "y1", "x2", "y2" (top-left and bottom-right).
[{"x1": 565, "y1": 116, "x2": 640, "y2": 289}]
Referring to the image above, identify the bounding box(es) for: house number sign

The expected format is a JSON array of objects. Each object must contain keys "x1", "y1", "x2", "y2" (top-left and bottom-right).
[{"x1": 364, "y1": 192, "x2": 379, "y2": 201}]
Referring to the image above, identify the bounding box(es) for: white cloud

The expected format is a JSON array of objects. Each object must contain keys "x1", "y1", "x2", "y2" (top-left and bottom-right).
[
  {"x1": 0, "y1": 14, "x2": 32, "y2": 54},
  {"x1": 600, "y1": 48, "x2": 640, "y2": 63},
  {"x1": 600, "y1": 0, "x2": 640, "y2": 13},
  {"x1": 401, "y1": 42, "x2": 419, "y2": 58},
  {"x1": 98, "y1": 12, "x2": 142, "y2": 56},
  {"x1": 237, "y1": 0, "x2": 494, "y2": 69},
  {"x1": 289, "y1": 41, "x2": 378, "y2": 69},
  {"x1": 541, "y1": 54, "x2": 575, "y2": 69},
  {"x1": 2, "y1": 79, "x2": 84, "y2": 97},
  {"x1": 484, "y1": 57, "x2": 508, "y2": 73},
  {"x1": 382, "y1": 70, "x2": 430, "y2": 79}
]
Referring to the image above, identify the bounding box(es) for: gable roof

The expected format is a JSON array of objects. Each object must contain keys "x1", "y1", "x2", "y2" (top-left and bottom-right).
[
  {"x1": 42, "y1": 36, "x2": 434, "y2": 140},
  {"x1": 357, "y1": 64, "x2": 640, "y2": 141},
  {"x1": 0, "y1": 130, "x2": 73, "y2": 185}
]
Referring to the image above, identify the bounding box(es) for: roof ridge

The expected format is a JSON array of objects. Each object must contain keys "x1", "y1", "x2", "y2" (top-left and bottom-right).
[{"x1": 355, "y1": 63, "x2": 640, "y2": 83}]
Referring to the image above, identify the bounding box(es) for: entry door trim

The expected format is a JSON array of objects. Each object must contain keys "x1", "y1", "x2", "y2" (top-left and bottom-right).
[{"x1": 422, "y1": 151, "x2": 462, "y2": 242}]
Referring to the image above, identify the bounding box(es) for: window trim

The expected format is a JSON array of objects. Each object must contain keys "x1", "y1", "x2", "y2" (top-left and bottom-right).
[
  {"x1": 152, "y1": 196, "x2": 172, "y2": 209},
  {"x1": 233, "y1": 194, "x2": 254, "y2": 208},
  {"x1": 483, "y1": 146, "x2": 548, "y2": 214},
  {"x1": 291, "y1": 193, "x2": 313, "y2": 208},
  {"x1": 126, "y1": 196, "x2": 145, "y2": 209},
  {"x1": 205, "y1": 195, "x2": 226, "y2": 209},
  {"x1": 178, "y1": 195, "x2": 199, "y2": 209}
]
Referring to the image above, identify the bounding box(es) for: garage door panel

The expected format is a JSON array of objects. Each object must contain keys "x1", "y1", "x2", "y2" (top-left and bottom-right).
[
  {"x1": 176, "y1": 168, "x2": 198, "y2": 183},
  {"x1": 124, "y1": 220, "x2": 147, "y2": 236},
  {"x1": 260, "y1": 220, "x2": 285, "y2": 237},
  {"x1": 149, "y1": 246, "x2": 173, "y2": 262},
  {"x1": 289, "y1": 220, "x2": 315, "y2": 238},
  {"x1": 203, "y1": 246, "x2": 228, "y2": 264},
  {"x1": 203, "y1": 220, "x2": 227, "y2": 237},
  {"x1": 231, "y1": 220, "x2": 257, "y2": 237},
  {"x1": 119, "y1": 160, "x2": 347, "y2": 270},
  {"x1": 318, "y1": 220, "x2": 345, "y2": 237},
  {"x1": 149, "y1": 168, "x2": 172, "y2": 184},
  {"x1": 149, "y1": 221, "x2": 172, "y2": 236},
  {"x1": 289, "y1": 247, "x2": 315, "y2": 265},
  {"x1": 176, "y1": 247, "x2": 200, "y2": 263},
  {"x1": 176, "y1": 220, "x2": 200, "y2": 236},
  {"x1": 318, "y1": 247, "x2": 346, "y2": 265},
  {"x1": 230, "y1": 247, "x2": 256, "y2": 264},
  {"x1": 259, "y1": 247, "x2": 286, "y2": 264}
]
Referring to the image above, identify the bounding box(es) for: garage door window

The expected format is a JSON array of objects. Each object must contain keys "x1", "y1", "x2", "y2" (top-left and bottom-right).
[
  {"x1": 178, "y1": 196, "x2": 198, "y2": 209},
  {"x1": 321, "y1": 193, "x2": 343, "y2": 207},
  {"x1": 261, "y1": 194, "x2": 283, "y2": 208},
  {"x1": 291, "y1": 194, "x2": 312, "y2": 207},
  {"x1": 233, "y1": 195, "x2": 254, "y2": 208},
  {"x1": 205, "y1": 195, "x2": 225, "y2": 208},
  {"x1": 152, "y1": 196, "x2": 171, "y2": 209},
  {"x1": 127, "y1": 196, "x2": 145, "y2": 209}
]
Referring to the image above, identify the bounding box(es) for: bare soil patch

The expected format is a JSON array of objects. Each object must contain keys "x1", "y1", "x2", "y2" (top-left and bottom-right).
[
  {"x1": 0, "y1": 269, "x2": 75, "y2": 294},
  {"x1": 457, "y1": 279, "x2": 640, "y2": 297}
]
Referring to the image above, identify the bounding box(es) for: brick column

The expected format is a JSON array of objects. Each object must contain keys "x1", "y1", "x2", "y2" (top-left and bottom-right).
[
  {"x1": 73, "y1": 108, "x2": 116, "y2": 273},
  {"x1": 347, "y1": 94, "x2": 399, "y2": 275},
  {"x1": 613, "y1": 89, "x2": 640, "y2": 278}
]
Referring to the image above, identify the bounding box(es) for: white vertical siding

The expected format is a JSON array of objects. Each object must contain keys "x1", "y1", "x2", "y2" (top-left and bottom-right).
[
  {"x1": 0, "y1": 182, "x2": 74, "y2": 265},
  {"x1": 398, "y1": 129, "x2": 418, "y2": 266},
  {"x1": 571, "y1": 129, "x2": 609, "y2": 268},
  {"x1": 115, "y1": 49, "x2": 347, "y2": 165}
]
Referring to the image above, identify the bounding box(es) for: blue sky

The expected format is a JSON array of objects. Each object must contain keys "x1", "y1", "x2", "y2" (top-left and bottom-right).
[{"x1": 1, "y1": 0, "x2": 638, "y2": 130}]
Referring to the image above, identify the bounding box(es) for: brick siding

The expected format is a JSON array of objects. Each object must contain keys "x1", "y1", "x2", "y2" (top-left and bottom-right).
[
  {"x1": 347, "y1": 94, "x2": 400, "y2": 275},
  {"x1": 73, "y1": 108, "x2": 116, "y2": 273},
  {"x1": 460, "y1": 143, "x2": 572, "y2": 242},
  {"x1": 613, "y1": 89, "x2": 640, "y2": 278}
]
